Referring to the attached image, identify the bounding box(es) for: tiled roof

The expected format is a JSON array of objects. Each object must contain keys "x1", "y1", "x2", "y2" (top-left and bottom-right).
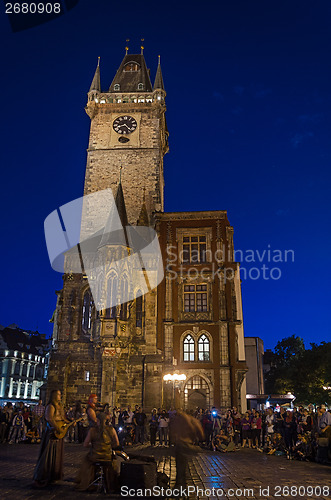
[
  {"x1": 89, "y1": 59, "x2": 101, "y2": 92},
  {"x1": 153, "y1": 59, "x2": 165, "y2": 91},
  {"x1": 109, "y1": 54, "x2": 153, "y2": 93},
  {"x1": 0, "y1": 327, "x2": 49, "y2": 355}
]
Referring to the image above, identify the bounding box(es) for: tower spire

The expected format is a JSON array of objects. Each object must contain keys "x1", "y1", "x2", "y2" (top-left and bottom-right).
[
  {"x1": 153, "y1": 55, "x2": 165, "y2": 91},
  {"x1": 125, "y1": 39, "x2": 129, "y2": 55},
  {"x1": 137, "y1": 188, "x2": 149, "y2": 226},
  {"x1": 89, "y1": 57, "x2": 101, "y2": 92},
  {"x1": 141, "y1": 38, "x2": 144, "y2": 54}
]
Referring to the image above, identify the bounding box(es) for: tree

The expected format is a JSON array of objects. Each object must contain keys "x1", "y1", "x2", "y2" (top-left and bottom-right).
[
  {"x1": 264, "y1": 336, "x2": 331, "y2": 406},
  {"x1": 274, "y1": 335, "x2": 305, "y2": 367}
]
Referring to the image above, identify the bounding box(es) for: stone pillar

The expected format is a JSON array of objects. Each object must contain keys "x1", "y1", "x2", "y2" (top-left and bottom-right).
[
  {"x1": 24, "y1": 381, "x2": 28, "y2": 399},
  {"x1": 8, "y1": 377, "x2": 13, "y2": 398}
]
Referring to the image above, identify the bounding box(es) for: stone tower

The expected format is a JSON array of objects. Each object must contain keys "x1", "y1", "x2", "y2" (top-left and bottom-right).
[
  {"x1": 47, "y1": 50, "x2": 248, "y2": 411},
  {"x1": 47, "y1": 51, "x2": 169, "y2": 409},
  {"x1": 84, "y1": 52, "x2": 168, "y2": 225}
]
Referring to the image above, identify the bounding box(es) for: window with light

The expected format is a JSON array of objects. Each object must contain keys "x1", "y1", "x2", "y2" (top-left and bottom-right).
[
  {"x1": 183, "y1": 334, "x2": 195, "y2": 361},
  {"x1": 182, "y1": 235, "x2": 207, "y2": 263},
  {"x1": 198, "y1": 334, "x2": 210, "y2": 361},
  {"x1": 184, "y1": 284, "x2": 207, "y2": 312}
]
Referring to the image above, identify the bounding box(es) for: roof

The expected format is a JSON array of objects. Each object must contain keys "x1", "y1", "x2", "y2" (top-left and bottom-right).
[
  {"x1": 89, "y1": 59, "x2": 101, "y2": 92},
  {"x1": 137, "y1": 201, "x2": 149, "y2": 226},
  {"x1": 98, "y1": 181, "x2": 130, "y2": 248},
  {"x1": 153, "y1": 58, "x2": 165, "y2": 91},
  {"x1": 0, "y1": 326, "x2": 49, "y2": 355},
  {"x1": 109, "y1": 54, "x2": 153, "y2": 93}
]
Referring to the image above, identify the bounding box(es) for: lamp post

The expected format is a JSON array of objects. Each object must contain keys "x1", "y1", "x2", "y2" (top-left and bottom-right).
[{"x1": 163, "y1": 373, "x2": 186, "y2": 408}]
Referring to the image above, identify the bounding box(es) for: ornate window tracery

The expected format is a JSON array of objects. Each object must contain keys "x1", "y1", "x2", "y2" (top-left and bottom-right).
[
  {"x1": 198, "y1": 334, "x2": 210, "y2": 361},
  {"x1": 105, "y1": 273, "x2": 117, "y2": 319},
  {"x1": 82, "y1": 290, "x2": 93, "y2": 333},
  {"x1": 183, "y1": 334, "x2": 195, "y2": 361},
  {"x1": 136, "y1": 293, "x2": 143, "y2": 328}
]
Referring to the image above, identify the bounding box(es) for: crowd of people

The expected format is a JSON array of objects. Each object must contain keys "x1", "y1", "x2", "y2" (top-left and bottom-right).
[
  {"x1": 1, "y1": 399, "x2": 330, "y2": 464},
  {"x1": 86, "y1": 403, "x2": 330, "y2": 463},
  {"x1": 194, "y1": 405, "x2": 331, "y2": 462},
  {"x1": 1, "y1": 395, "x2": 330, "y2": 490},
  {"x1": 0, "y1": 400, "x2": 46, "y2": 444}
]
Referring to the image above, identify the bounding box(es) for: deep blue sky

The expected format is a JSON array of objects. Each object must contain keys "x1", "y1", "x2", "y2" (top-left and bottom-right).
[{"x1": 0, "y1": 0, "x2": 330, "y2": 350}]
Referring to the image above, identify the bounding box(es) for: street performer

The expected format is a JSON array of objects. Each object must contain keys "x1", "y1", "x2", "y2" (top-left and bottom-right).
[
  {"x1": 33, "y1": 390, "x2": 70, "y2": 487},
  {"x1": 87, "y1": 393, "x2": 98, "y2": 427},
  {"x1": 171, "y1": 410, "x2": 204, "y2": 489}
]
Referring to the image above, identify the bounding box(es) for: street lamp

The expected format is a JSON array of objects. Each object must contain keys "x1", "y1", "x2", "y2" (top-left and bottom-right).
[{"x1": 163, "y1": 373, "x2": 187, "y2": 407}]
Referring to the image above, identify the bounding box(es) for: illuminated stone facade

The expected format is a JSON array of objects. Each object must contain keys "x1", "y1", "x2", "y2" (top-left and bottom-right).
[
  {"x1": 0, "y1": 325, "x2": 49, "y2": 405},
  {"x1": 47, "y1": 52, "x2": 247, "y2": 411}
]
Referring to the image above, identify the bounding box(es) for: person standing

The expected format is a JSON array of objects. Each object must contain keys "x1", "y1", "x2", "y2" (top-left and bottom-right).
[
  {"x1": 86, "y1": 394, "x2": 98, "y2": 428},
  {"x1": 158, "y1": 410, "x2": 169, "y2": 446},
  {"x1": 171, "y1": 410, "x2": 204, "y2": 489},
  {"x1": 251, "y1": 411, "x2": 262, "y2": 450},
  {"x1": 283, "y1": 410, "x2": 296, "y2": 457},
  {"x1": 134, "y1": 407, "x2": 147, "y2": 444},
  {"x1": 32, "y1": 400, "x2": 45, "y2": 440},
  {"x1": 8, "y1": 410, "x2": 25, "y2": 444},
  {"x1": 240, "y1": 412, "x2": 252, "y2": 448},
  {"x1": 33, "y1": 390, "x2": 70, "y2": 487},
  {"x1": 149, "y1": 409, "x2": 158, "y2": 446}
]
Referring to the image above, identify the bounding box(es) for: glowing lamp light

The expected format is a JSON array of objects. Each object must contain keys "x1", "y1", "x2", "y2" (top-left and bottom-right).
[{"x1": 163, "y1": 373, "x2": 186, "y2": 382}]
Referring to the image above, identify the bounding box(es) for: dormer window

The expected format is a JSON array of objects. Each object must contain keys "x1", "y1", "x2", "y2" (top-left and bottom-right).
[
  {"x1": 138, "y1": 83, "x2": 144, "y2": 90},
  {"x1": 124, "y1": 62, "x2": 140, "y2": 72},
  {"x1": 114, "y1": 84, "x2": 120, "y2": 91}
]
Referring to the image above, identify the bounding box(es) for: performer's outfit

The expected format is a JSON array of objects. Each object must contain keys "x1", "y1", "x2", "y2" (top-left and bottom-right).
[
  {"x1": 75, "y1": 426, "x2": 116, "y2": 491},
  {"x1": 33, "y1": 403, "x2": 66, "y2": 484}
]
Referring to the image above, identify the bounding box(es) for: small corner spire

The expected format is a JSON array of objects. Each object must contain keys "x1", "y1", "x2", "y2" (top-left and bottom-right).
[
  {"x1": 89, "y1": 57, "x2": 101, "y2": 93},
  {"x1": 153, "y1": 54, "x2": 165, "y2": 91},
  {"x1": 125, "y1": 39, "x2": 129, "y2": 55},
  {"x1": 141, "y1": 38, "x2": 144, "y2": 54},
  {"x1": 137, "y1": 188, "x2": 149, "y2": 226}
]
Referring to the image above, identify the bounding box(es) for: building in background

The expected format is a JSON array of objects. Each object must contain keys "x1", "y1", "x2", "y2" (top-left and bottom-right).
[
  {"x1": 47, "y1": 50, "x2": 248, "y2": 411},
  {"x1": 244, "y1": 337, "x2": 264, "y2": 409},
  {"x1": 0, "y1": 325, "x2": 50, "y2": 405}
]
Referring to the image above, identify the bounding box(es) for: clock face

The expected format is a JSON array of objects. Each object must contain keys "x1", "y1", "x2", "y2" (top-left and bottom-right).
[{"x1": 113, "y1": 115, "x2": 137, "y2": 135}]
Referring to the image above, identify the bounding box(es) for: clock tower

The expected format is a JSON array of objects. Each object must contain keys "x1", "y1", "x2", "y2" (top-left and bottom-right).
[
  {"x1": 47, "y1": 49, "x2": 248, "y2": 412},
  {"x1": 85, "y1": 52, "x2": 168, "y2": 225}
]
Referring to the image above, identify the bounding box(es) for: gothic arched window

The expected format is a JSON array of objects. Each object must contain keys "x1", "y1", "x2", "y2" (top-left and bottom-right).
[
  {"x1": 136, "y1": 293, "x2": 143, "y2": 328},
  {"x1": 138, "y1": 83, "x2": 144, "y2": 90},
  {"x1": 114, "y1": 84, "x2": 120, "y2": 91},
  {"x1": 198, "y1": 334, "x2": 210, "y2": 361},
  {"x1": 82, "y1": 290, "x2": 93, "y2": 333},
  {"x1": 105, "y1": 273, "x2": 117, "y2": 319},
  {"x1": 120, "y1": 277, "x2": 129, "y2": 320},
  {"x1": 183, "y1": 334, "x2": 195, "y2": 361}
]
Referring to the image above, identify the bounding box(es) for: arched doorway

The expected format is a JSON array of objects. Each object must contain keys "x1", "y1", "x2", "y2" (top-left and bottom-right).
[{"x1": 184, "y1": 375, "x2": 210, "y2": 410}]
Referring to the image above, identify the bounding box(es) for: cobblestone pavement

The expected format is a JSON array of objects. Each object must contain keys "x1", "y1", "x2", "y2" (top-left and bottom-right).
[{"x1": 0, "y1": 443, "x2": 330, "y2": 499}]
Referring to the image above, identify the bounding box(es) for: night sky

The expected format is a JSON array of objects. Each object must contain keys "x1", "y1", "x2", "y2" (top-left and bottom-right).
[{"x1": 0, "y1": 0, "x2": 330, "y2": 349}]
